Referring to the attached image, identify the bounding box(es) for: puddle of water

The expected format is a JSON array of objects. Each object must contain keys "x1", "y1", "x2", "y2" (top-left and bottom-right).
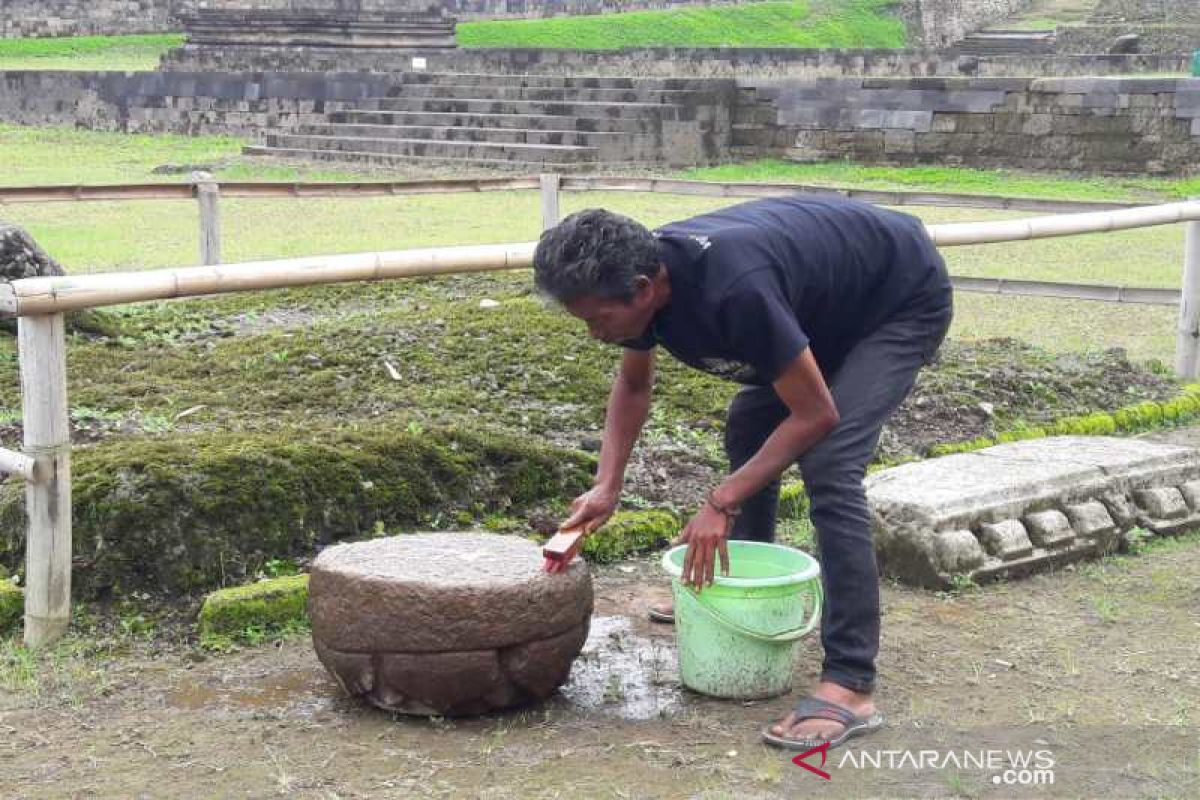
[
  {"x1": 558, "y1": 615, "x2": 683, "y2": 721},
  {"x1": 168, "y1": 669, "x2": 336, "y2": 718}
]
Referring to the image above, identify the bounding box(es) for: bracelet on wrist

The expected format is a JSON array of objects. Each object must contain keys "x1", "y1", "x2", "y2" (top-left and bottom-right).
[{"x1": 705, "y1": 488, "x2": 741, "y2": 518}]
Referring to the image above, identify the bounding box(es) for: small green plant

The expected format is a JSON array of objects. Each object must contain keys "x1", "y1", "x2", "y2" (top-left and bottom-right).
[
  {"x1": 117, "y1": 612, "x2": 156, "y2": 640},
  {"x1": 948, "y1": 573, "x2": 979, "y2": 593},
  {"x1": 1090, "y1": 596, "x2": 1122, "y2": 624}
]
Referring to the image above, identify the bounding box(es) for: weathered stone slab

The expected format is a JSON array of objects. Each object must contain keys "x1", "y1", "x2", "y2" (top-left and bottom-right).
[
  {"x1": 309, "y1": 532, "x2": 592, "y2": 715},
  {"x1": 867, "y1": 437, "x2": 1200, "y2": 588},
  {"x1": 1023, "y1": 509, "x2": 1075, "y2": 549},
  {"x1": 980, "y1": 519, "x2": 1034, "y2": 560}
]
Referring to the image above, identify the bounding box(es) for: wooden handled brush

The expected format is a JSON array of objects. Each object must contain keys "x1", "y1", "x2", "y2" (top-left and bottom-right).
[{"x1": 542, "y1": 525, "x2": 587, "y2": 573}]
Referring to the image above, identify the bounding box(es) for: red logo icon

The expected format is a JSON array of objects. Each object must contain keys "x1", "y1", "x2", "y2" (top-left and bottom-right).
[{"x1": 792, "y1": 741, "x2": 832, "y2": 780}]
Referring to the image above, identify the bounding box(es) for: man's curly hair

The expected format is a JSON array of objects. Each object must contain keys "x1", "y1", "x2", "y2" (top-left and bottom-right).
[{"x1": 533, "y1": 208, "x2": 662, "y2": 303}]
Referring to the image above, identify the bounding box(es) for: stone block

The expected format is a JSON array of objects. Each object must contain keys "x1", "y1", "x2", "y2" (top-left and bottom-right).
[
  {"x1": 933, "y1": 529, "x2": 986, "y2": 573},
  {"x1": 980, "y1": 520, "x2": 1034, "y2": 560},
  {"x1": 1022, "y1": 114, "x2": 1054, "y2": 136},
  {"x1": 309, "y1": 533, "x2": 593, "y2": 715},
  {"x1": 1100, "y1": 492, "x2": 1138, "y2": 528},
  {"x1": 931, "y1": 114, "x2": 958, "y2": 133},
  {"x1": 883, "y1": 109, "x2": 933, "y2": 131},
  {"x1": 1023, "y1": 510, "x2": 1075, "y2": 549},
  {"x1": 1179, "y1": 480, "x2": 1200, "y2": 510},
  {"x1": 884, "y1": 129, "x2": 916, "y2": 154},
  {"x1": 1134, "y1": 487, "x2": 1189, "y2": 520},
  {"x1": 868, "y1": 437, "x2": 1200, "y2": 587},
  {"x1": 1065, "y1": 500, "x2": 1118, "y2": 546}
]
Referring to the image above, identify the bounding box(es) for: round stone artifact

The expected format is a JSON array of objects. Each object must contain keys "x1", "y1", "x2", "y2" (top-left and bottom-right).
[{"x1": 308, "y1": 532, "x2": 593, "y2": 716}]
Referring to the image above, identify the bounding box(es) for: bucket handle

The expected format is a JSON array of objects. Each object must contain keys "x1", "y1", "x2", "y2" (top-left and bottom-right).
[{"x1": 682, "y1": 581, "x2": 823, "y2": 644}]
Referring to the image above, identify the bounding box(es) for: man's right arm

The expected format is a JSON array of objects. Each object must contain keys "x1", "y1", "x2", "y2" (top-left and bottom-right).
[
  {"x1": 560, "y1": 348, "x2": 655, "y2": 534},
  {"x1": 594, "y1": 348, "x2": 655, "y2": 494}
]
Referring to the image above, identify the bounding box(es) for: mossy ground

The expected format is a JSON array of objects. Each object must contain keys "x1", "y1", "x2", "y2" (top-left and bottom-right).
[
  {"x1": 0, "y1": 579, "x2": 22, "y2": 633},
  {"x1": 198, "y1": 574, "x2": 310, "y2": 650},
  {"x1": 0, "y1": 129, "x2": 1190, "y2": 610}
]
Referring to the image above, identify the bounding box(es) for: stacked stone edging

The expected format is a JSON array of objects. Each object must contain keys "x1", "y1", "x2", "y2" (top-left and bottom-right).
[
  {"x1": 0, "y1": 0, "x2": 191, "y2": 39},
  {"x1": 867, "y1": 437, "x2": 1200, "y2": 588},
  {"x1": 736, "y1": 76, "x2": 1200, "y2": 176},
  {"x1": 159, "y1": 43, "x2": 1189, "y2": 79}
]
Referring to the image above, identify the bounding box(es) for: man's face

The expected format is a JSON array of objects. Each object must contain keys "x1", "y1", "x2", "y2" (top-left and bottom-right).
[{"x1": 562, "y1": 277, "x2": 656, "y2": 345}]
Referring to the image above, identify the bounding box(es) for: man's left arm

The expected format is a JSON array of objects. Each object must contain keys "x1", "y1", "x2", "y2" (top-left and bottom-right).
[{"x1": 678, "y1": 348, "x2": 838, "y2": 588}]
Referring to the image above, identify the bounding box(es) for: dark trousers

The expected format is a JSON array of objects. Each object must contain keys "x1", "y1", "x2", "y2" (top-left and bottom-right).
[{"x1": 724, "y1": 278, "x2": 953, "y2": 694}]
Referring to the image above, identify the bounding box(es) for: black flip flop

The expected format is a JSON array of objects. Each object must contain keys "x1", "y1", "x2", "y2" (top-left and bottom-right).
[
  {"x1": 761, "y1": 695, "x2": 886, "y2": 751},
  {"x1": 647, "y1": 604, "x2": 675, "y2": 624}
]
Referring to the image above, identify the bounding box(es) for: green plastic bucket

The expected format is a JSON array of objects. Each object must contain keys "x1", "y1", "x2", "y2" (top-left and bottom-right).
[{"x1": 662, "y1": 541, "x2": 823, "y2": 699}]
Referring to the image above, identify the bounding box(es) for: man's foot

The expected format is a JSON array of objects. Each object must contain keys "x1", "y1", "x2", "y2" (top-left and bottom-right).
[
  {"x1": 762, "y1": 680, "x2": 883, "y2": 750},
  {"x1": 647, "y1": 601, "x2": 674, "y2": 624}
]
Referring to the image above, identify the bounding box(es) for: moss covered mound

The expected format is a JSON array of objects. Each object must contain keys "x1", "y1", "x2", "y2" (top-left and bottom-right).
[
  {"x1": 0, "y1": 425, "x2": 592, "y2": 600},
  {"x1": 198, "y1": 574, "x2": 308, "y2": 649},
  {"x1": 582, "y1": 510, "x2": 678, "y2": 563},
  {"x1": 0, "y1": 579, "x2": 21, "y2": 634}
]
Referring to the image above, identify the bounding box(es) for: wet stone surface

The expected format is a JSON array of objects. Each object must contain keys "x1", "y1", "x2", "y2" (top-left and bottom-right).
[{"x1": 308, "y1": 532, "x2": 594, "y2": 716}]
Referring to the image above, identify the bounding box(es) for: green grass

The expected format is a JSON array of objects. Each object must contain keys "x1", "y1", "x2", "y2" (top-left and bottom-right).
[
  {"x1": 0, "y1": 127, "x2": 1191, "y2": 364},
  {"x1": 682, "y1": 159, "x2": 1200, "y2": 202},
  {"x1": 0, "y1": 33, "x2": 183, "y2": 71},
  {"x1": 0, "y1": 124, "x2": 373, "y2": 186},
  {"x1": 0, "y1": 2, "x2": 905, "y2": 70},
  {"x1": 457, "y1": 0, "x2": 907, "y2": 49},
  {"x1": 1002, "y1": 17, "x2": 1061, "y2": 30}
]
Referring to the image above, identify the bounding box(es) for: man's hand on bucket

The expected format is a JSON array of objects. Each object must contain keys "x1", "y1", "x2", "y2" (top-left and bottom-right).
[{"x1": 677, "y1": 502, "x2": 731, "y2": 589}]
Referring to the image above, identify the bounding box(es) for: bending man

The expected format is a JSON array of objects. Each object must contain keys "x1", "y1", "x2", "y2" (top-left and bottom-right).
[{"x1": 534, "y1": 195, "x2": 952, "y2": 750}]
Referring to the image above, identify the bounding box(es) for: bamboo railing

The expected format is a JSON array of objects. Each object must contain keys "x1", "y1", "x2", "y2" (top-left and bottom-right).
[{"x1": 1, "y1": 178, "x2": 1197, "y2": 649}]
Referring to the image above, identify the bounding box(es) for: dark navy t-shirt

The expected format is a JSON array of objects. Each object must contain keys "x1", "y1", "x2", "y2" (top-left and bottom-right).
[{"x1": 621, "y1": 195, "x2": 947, "y2": 385}]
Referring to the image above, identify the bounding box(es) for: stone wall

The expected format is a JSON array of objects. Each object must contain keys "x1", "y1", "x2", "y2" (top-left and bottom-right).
[
  {"x1": 1089, "y1": 0, "x2": 1200, "y2": 24},
  {"x1": 0, "y1": 0, "x2": 192, "y2": 38},
  {"x1": 0, "y1": 70, "x2": 400, "y2": 137},
  {"x1": 160, "y1": 42, "x2": 1189, "y2": 78},
  {"x1": 734, "y1": 76, "x2": 1200, "y2": 176},
  {"x1": 1056, "y1": 24, "x2": 1200, "y2": 55},
  {"x1": 1057, "y1": 0, "x2": 1200, "y2": 55},
  {"x1": 900, "y1": 0, "x2": 1034, "y2": 48},
  {"x1": 4, "y1": 70, "x2": 1198, "y2": 176},
  {"x1": 174, "y1": 0, "x2": 816, "y2": 22}
]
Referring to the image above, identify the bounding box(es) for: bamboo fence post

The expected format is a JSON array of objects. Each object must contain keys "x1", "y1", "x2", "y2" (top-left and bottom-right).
[
  {"x1": 18, "y1": 313, "x2": 72, "y2": 648},
  {"x1": 540, "y1": 173, "x2": 561, "y2": 232},
  {"x1": 193, "y1": 171, "x2": 222, "y2": 266},
  {"x1": 1176, "y1": 215, "x2": 1200, "y2": 378}
]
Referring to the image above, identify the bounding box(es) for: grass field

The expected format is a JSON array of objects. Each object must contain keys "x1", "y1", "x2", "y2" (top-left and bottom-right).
[
  {"x1": 0, "y1": 1, "x2": 905, "y2": 70},
  {"x1": 0, "y1": 124, "x2": 1189, "y2": 363},
  {"x1": 6, "y1": 125, "x2": 1200, "y2": 201},
  {"x1": 0, "y1": 124, "x2": 1190, "y2": 362},
  {"x1": 683, "y1": 160, "x2": 1200, "y2": 202},
  {"x1": 457, "y1": 0, "x2": 905, "y2": 49},
  {"x1": 0, "y1": 33, "x2": 183, "y2": 71}
]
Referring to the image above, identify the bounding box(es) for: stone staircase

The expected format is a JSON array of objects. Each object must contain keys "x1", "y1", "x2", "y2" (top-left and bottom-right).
[
  {"x1": 243, "y1": 72, "x2": 737, "y2": 170},
  {"x1": 953, "y1": 29, "x2": 1058, "y2": 56}
]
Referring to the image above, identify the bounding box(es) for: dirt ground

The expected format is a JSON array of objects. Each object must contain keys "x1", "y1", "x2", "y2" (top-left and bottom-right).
[{"x1": 3, "y1": 532, "x2": 1198, "y2": 800}]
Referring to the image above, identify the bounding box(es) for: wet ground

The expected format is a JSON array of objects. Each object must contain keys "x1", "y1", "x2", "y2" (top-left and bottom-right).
[{"x1": 3, "y1": 539, "x2": 1200, "y2": 799}]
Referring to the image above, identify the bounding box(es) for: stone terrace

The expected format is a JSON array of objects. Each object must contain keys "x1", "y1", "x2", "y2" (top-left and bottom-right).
[{"x1": 243, "y1": 72, "x2": 736, "y2": 170}]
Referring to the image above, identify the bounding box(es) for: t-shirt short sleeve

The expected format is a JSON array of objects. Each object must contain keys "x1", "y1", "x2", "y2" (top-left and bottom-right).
[{"x1": 717, "y1": 277, "x2": 810, "y2": 384}]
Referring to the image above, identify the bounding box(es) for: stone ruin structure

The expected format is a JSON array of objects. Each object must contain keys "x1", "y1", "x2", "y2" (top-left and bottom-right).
[
  {"x1": 307, "y1": 532, "x2": 593, "y2": 715},
  {"x1": 179, "y1": 1, "x2": 457, "y2": 50},
  {"x1": 867, "y1": 436, "x2": 1200, "y2": 588}
]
